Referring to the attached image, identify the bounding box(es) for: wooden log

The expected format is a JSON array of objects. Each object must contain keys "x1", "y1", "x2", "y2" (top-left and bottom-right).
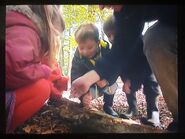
[{"x1": 59, "y1": 98, "x2": 166, "y2": 133}]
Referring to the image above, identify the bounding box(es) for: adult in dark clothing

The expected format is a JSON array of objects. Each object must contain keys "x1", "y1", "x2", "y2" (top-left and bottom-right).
[
  {"x1": 71, "y1": 5, "x2": 177, "y2": 131},
  {"x1": 103, "y1": 15, "x2": 161, "y2": 127}
]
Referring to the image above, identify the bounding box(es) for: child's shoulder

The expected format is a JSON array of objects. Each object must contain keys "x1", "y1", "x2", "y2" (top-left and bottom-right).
[{"x1": 100, "y1": 40, "x2": 111, "y2": 50}]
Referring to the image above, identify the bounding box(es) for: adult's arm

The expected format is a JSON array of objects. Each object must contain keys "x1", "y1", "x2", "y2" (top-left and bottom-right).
[{"x1": 95, "y1": 5, "x2": 145, "y2": 84}]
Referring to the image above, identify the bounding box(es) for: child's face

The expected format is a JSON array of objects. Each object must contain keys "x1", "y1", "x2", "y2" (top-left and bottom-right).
[{"x1": 78, "y1": 39, "x2": 99, "y2": 59}]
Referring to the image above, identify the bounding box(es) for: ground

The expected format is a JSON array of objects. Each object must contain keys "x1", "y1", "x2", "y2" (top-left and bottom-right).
[{"x1": 14, "y1": 78, "x2": 173, "y2": 134}]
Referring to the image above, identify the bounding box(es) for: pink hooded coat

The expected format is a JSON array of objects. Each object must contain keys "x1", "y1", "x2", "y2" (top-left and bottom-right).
[{"x1": 6, "y1": 6, "x2": 51, "y2": 90}]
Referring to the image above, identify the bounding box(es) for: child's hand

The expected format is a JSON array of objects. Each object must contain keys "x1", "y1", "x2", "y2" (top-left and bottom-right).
[
  {"x1": 122, "y1": 80, "x2": 131, "y2": 94},
  {"x1": 96, "y1": 80, "x2": 107, "y2": 88},
  {"x1": 50, "y1": 82, "x2": 62, "y2": 101},
  {"x1": 48, "y1": 71, "x2": 61, "y2": 82},
  {"x1": 54, "y1": 76, "x2": 69, "y2": 91},
  {"x1": 52, "y1": 67, "x2": 61, "y2": 75},
  {"x1": 82, "y1": 92, "x2": 93, "y2": 108}
]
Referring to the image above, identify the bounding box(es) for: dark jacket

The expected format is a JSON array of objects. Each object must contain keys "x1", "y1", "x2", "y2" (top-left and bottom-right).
[
  {"x1": 71, "y1": 40, "x2": 118, "y2": 84},
  {"x1": 95, "y1": 5, "x2": 176, "y2": 83}
]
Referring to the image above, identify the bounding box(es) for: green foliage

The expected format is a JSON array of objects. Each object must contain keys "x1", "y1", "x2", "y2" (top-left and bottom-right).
[{"x1": 69, "y1": 35, "x2": 77, "y2": 48}]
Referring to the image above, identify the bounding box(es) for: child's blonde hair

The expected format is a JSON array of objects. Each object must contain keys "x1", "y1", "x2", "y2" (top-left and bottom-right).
[
  {"x1": 75, "y1": 23, "x2": 99, "y2": 43},
  {"x1": 30, "y1": 5, "x2": 65, "y2": 68}
]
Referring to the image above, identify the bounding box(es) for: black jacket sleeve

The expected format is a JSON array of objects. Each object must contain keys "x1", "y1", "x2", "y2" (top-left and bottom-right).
[
  {"x1": 94, "y1": 5, "x2": 145, "y2": 84},
  {"x1": 94, "y1": 5, "x2": 176, "y2": 84}
]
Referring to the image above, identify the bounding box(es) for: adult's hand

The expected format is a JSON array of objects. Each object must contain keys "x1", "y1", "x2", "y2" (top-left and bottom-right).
[
  {"x1": 70, "y1": 70, "x2": 100, "y2": 98},
  {"x1": 96, "y1": 80, "x2": 107, "y2": 88},
  {"x1": 122, "y1": 79, "x2": 131, "y2": 94},
  {"x1": 70, "y1": 76, "x2": 91, "y2": 98},
  {"x1": 82, "y1": 92, "x2": 93, "y2": 107}
]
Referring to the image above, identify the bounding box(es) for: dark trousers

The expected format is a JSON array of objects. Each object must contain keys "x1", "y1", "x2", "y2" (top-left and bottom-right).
[
  {"x1": 103, "y1": 94, "x2": 114, "y2": 107},
  {"x1": 126, "y1": 73, "x2": 160, "y2": 118},
  {"x1": 143, "y1": 23, "x2": 177, "y2": 121}
]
